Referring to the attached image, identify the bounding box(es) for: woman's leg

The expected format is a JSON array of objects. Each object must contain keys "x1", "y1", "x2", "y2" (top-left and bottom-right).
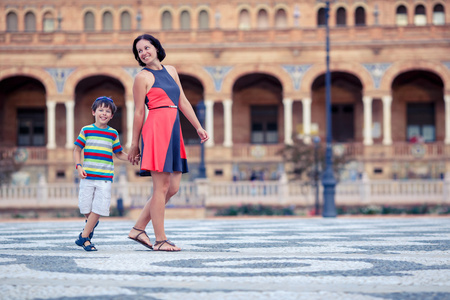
[
  {"x1": 166, "y1": 172, "x2": 182, "y2": 203},
  {"x1": 150, "y1": 172, "x2": 180, "y2": 250},
  {"x1": 129, "y1": 172, "x2": 181, "y2": 250},
  {"x1": 128, "y1": 177, "x2": 162, "y2": 247}
]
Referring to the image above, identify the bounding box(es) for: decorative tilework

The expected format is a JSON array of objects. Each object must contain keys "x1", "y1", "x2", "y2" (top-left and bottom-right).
[
  {"x1": 282, "y1": 64, "x2": 312, "y2": 91},
  {"x1": 443, "y1": 62, "x2": 450, "y2": 71},
  {"x1": 204, "y1": 66, "x2": 232, "y2": 92},
  {"x1": 362, "y1": 63, "x2": 391, "y2": 89},
  {"x1": 123, "y1": 67, "x2": 142, "y2": 79},
  {"x1": 45, "y1": 68, "x2": 75, "y2": 94}
]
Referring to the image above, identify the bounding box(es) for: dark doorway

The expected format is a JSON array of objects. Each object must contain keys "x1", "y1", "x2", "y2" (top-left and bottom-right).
[
  {"x1": 17, "y1": 109, "x2": 45, "y2": 146},
  {"x1": 251, "y1": 105, "x2": 278, "y2": 144},
  {"x1": 332, "y1": 104, "x2": 355, "y2": 142}
]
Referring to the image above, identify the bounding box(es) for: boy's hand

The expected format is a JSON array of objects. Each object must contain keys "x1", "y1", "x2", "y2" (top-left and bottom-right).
[{"x1": 77, "y1": 167, "x2": 87, "y2": 179}]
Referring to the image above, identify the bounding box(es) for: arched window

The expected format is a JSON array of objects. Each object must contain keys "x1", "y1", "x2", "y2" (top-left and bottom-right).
[
  {"x1": 355, "y1": 6, "x2": 366, "y2": 26},
  {"x1": 120, "y1": 11, "x2": 131, "y2": 30},
  {"x1": 257, "y1": 9, "x2": 269, "y2": 29},
  {"x1": 274, "y1": 9, "x2": 287, "y2": 28},
  {"x1": 161, "y1": 11, "x2": 172, "y2": 30},
  {"x1": 180, "y1": 10, "x2": 191, "y2": 30},
  {"x1": 43, "y1": 12, "x2": 54, "y2": 32},
  {"x1": 432, "y1": 4, "x2": 445, "y2": 25},
  {"x1": 84, "y1": 11, "x2": 95, "y2": 31},
  {"x1": 198, "y1": 10, "x2": 209, "y2": 29},
  {"x1": 239, "y1": 9, "x2": 251, "y2": 30},
  {"x1": 317, "y1": 7, "x2": 326, "y2": 26},
  {"x1": 414, "y1": 5, "x2": 426, "y2": 26},
  {"x1": 336, "y1": 7, "x2": 346, "y2": 26},
  {"x1": 6, "y1": 12, "x2": 18, "y2": 32},
  {"x1": 25, "y1": 12, "x2": 36, "y2": 32},
  {"x1": 103, "y1": 11, "x2": 113, "y2": 31},
  {"x1": 396, "y1": 5, "x2": 408, "y2": 26}
]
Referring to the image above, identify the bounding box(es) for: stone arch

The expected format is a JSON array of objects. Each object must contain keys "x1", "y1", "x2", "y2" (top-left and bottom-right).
[
  {"x1": 255, "y1": 4, "x2": 272, "y2": 27},
  {"x1": 40, "y1": 7, "x2": 58, "y2": 20},
  {"x1": 159, "y1": 6, "x2": 176, "y2": 15},
  {"x1": 352, "y1": 2, "x2": 370, "y2": 11},
  {"x1": 380, "y1": 61, "x2": 450, "y2": 92},
  {"x1": 99, "y1": 6, "x2": 115, "y2": 16},
  {"x1": 178, "y1": 5, "x2": 194, "y2": 15},
  {"x1": 159, "y1": 5, "x2": 176, "y2": 29},
  {"x1": 4, "y1": 8, "x2": 20, "y2": 31},
  {"x1": 236, "y1": 4, "x2": 253, "y2": 27},
  {"x1": 80, "y1": 7, "x2": 96, "y2": 17},
  {"x1": 194, "y1": 5, "x2": 212, "y2": 29},
  {"x1": 222, "y1": 64, "x2": 293, "y2": 96},
  {"x1": 333, "y1": 3, "x2": 351, "y2": 12},
  {"x1": 300, "y1": 62, "x2": 374, "y2": 93},
  {"x1": 0, "y1": 67, "x2": 57, "y2": 96},
  {"x1": 64, "y1": 67, "x2": 133, "y2": 96}
]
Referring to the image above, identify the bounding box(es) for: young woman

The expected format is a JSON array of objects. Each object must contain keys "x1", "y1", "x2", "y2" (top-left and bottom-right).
[{"x1": 127, "y1": 34, "x2": 209, "y2": 251}]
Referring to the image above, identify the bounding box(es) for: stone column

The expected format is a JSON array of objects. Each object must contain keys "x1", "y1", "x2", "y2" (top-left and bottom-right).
[
  {"x1": 65, "y1": 101, "x2": 75, "y2": 149},
  {"x1": 205, "y1": 100, "x2": 215, "y2": 147},
  {"x1": 223, "y1": 99, "x2": 233, "y2": 147},
  {"x1": 283, "y1": 98, "x2": 293, "y2": 145},
  {"x1": 382, "y1": 95, "x2": 393, "y2": 145},
  {"x1": 363, "y1": 96, "x2": 373, "y2": 146},
  {"x1": 46, "y1": 100, "x2": 56, "y2": 149},
  {"x1": 125, "y1": 100, "x2": 134, "y2": 149},
  {"x1": 302, "y1": 97, "x2": 312, "y2": 144},
  {"x1": 445, "y1": 95, "x2": 450, "y2": 144}
]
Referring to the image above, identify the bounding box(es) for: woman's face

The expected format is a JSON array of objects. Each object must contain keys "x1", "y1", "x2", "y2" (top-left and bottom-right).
[{"x1": 136, "y1": 39, "x2": 158, "y2": 65}]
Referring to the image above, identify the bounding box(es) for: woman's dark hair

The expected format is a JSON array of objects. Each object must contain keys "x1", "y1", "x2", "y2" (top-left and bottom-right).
[
  {"x1": 92, "y1": 96, "x2": 117, "y2": 114},
  {"x1": 132, "y1": 34, "x2": 166, "y2": 66}
]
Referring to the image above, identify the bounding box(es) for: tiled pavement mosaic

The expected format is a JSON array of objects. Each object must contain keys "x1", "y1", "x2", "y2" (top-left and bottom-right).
[{"x1": 0, "y1": 217, "x2": 449, "y2": 300}]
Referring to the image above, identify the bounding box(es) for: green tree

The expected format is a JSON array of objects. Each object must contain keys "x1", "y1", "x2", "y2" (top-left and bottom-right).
[{"x1": 280, "y1": 138, "x2": 352, "y2": 183}]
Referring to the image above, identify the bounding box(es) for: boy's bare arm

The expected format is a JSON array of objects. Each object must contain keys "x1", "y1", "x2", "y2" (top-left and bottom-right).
[
  {"x1": 73, "y1": 146, "x2": 87, "y2": 178},
  {"x1": 115, "y1": 151, "x2": 137, "y2": 162}
]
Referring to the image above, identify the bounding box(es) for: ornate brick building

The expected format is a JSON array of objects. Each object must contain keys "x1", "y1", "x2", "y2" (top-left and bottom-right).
[{"x1": 0, "y1": 0, "x2": 449, "y2": 184}]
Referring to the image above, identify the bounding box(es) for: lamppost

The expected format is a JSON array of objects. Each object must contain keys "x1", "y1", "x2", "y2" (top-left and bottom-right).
[
  {"x1": 322, "y1": 1, "x2": 337, "y2": 217},
  {"x1": 196, "y1": 100, "x2": 207, "y2": 179},
  {"x1": 313, "y1": 136, "x2": 321, "y2": 215}
]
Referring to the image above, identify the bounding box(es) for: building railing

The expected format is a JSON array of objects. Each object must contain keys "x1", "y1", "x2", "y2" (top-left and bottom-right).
[
  {"x1": 0, "y1": 142, "x2": 449, "y2": 167},
  {"x1": 1, "y1": 177, "x2": 448, "y2": 209},
  {"x1": 1, "y1": 25, "x2": 448, "y2": 48}
]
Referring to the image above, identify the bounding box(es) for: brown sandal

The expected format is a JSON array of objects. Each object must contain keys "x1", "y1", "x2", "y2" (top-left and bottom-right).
[
  {"x1": 128, "y1": 227, "x2": 153, "y2": 250},
  {"x1": 153, "y1": 240, "x2": 180, "y2": 251}
]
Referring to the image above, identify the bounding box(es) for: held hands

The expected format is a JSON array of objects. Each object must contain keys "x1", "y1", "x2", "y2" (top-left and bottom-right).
[
  {"x1": 128, "y1": 145, "x2": 141, "y2": 165},
  {"x1": 197, "y1": 128, "x2": 209, "y2": 144}
]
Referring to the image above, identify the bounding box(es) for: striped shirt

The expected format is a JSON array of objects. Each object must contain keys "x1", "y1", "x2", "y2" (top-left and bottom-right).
[{"x1": 74, "y1": 124, "x2": 123, "y2": 182}]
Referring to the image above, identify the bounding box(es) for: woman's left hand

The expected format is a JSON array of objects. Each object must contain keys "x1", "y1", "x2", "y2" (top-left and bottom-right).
[{"x1": 197, "y1": 128, "x2": 209, "y2": 144}]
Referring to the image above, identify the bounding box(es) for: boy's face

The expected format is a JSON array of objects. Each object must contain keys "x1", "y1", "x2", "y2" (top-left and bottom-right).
[{"x1": 92, "y1": 104, "x2": 113, "y2": 127}]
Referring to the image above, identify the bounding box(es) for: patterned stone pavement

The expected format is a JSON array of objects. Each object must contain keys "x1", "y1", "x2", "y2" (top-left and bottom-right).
[{"x1": 0, "y1": 217, "x2": 449, "y2": 300}]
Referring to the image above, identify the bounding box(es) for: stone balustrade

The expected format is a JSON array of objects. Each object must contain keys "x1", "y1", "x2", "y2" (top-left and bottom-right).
[{"x1": 1, "y1": 176, "x2": 448, "y2": 209}]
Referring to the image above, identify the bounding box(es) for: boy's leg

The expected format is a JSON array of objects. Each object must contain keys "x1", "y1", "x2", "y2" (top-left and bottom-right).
[{"x1": 82, "y1": 213, "x2": 100, "y2": 240}]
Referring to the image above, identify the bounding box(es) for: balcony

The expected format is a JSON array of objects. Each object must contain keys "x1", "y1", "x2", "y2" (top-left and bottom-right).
[
  {"x1": 1, "y1": 142, "x2": 448, "y2": 167},
  {"x1": 0, "y1": 25, "x2": 448, "y2": 50}
]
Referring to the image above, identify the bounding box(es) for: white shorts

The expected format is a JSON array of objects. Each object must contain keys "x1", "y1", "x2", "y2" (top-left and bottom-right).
[{"x1": 78, "y1": 179, "x2": 112, "y2": 216}]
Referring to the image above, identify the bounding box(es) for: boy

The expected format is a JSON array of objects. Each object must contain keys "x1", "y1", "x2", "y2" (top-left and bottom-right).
[{"x1": 73, "y1": 96, "x2": 129, "y2": 251}]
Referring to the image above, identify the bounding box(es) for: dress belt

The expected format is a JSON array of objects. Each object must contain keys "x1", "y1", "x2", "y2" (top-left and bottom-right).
[{"x1": 148, "y1": 105, "x2": 177, "y2": 110}]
